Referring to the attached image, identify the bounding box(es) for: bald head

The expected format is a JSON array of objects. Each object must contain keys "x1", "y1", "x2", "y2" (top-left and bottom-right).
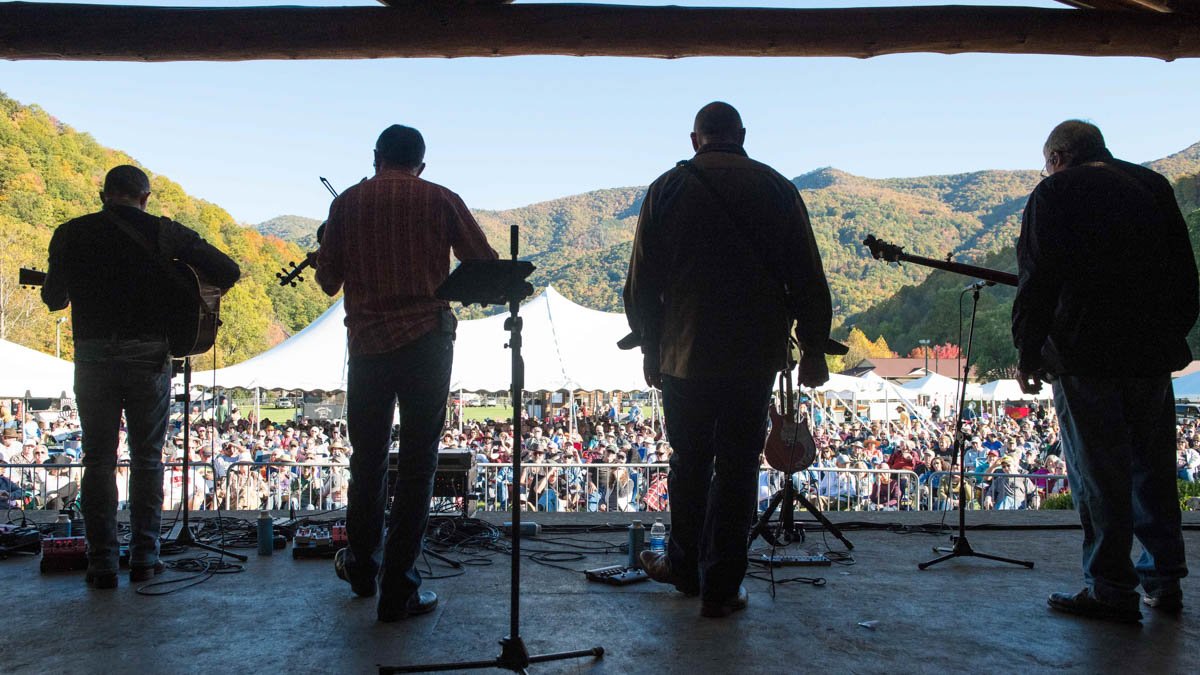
[
  {"x1": 101, "y1": 165, "x2": 151, "y2": 210},
  {"x1": 692, "y1": 101, "x2": 745, "y2": 149}
]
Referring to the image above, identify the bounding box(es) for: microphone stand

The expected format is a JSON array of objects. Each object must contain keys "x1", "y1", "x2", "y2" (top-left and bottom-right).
[
  {"x1": 380, "y1": 226, "x2": 602, "y2": 673},
  {"x1": 918, "y1": 285, "x2": 1031, "y2": 571},
  {"x1": 165, "y1": 357, "x2": 247, "y2": 561}
]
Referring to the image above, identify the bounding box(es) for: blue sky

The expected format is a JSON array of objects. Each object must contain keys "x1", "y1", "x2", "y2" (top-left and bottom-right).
[{"x1": 2, "y1": 0, "x2": 1198, "y2": 224}]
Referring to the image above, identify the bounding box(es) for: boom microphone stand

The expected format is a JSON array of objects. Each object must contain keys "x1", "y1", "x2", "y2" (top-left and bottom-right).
[
  {"x1": 166, "y1": 358, "x2": 247, "y2": 560},
  {"x1": 918, "y1": 284, "x2": 1031, "y2": 571},
  {"x1": 381, "y1": 226, "x2": 602, "y2": 674}
]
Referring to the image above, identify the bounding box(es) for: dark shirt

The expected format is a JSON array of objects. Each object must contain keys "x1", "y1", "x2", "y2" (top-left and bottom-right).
[
  {"x1": 1013, "y1": 153, "x2": 1198, "y2": 376},
  {"x1": 624, "y1": 144, "x2": 832, "y2": 378},
  {"x1": 42, "y1": 204, "x2": 241, "y2": 341},
  {"x1": 316, "y1": 169, "x2": 497, "y2": 356}
]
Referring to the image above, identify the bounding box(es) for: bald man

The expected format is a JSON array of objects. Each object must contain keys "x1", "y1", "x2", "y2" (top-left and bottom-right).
[{"x1": 624, "y1": 102, "x2": 832, "y2": 618}]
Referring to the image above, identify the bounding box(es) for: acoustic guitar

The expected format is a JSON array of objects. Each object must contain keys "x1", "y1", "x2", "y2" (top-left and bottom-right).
[
  {"x1": 763, "y1": 364, "x2": 817, "y2": 474},
  {"x1": 19, "y1": 265, "x2": 222, "y2": 358}
]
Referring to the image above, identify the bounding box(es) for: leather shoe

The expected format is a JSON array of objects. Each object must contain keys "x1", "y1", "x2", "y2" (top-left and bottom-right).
[
  {"x1": 378, "y1": 590, "x2": 438, "y2": 623},
  {"x1": 334, "y1": 548, "x2": 376, "y2": 598},
  {"x1": 1143, "y1": 592, "x2": 1183, "y2": 613},
  {"x1": 130, "y1": 560, "x2": 165, "y2": 582},
  {"x1": 638, "y1": 550, "x2": 699, "y2": 596},
  {"x1": 701, "y1": 586, "x2": 748, "y2": 618},
  {"x1": 85, "y1": 570, "x2": 118, "y2": 589},
  {"x1": 1048, "y1": 588, "x2": 1141, "y2": 624}
]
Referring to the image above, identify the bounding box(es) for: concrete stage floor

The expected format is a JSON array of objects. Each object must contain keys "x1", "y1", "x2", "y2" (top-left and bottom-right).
[{"x1": 2, "y1": 510, "x2": 1197, "y2": 674}]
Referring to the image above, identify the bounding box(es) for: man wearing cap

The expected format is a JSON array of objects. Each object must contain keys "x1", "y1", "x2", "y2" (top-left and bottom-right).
[{"x1": 625, "y1": 103, "x2": 833, "y2": 618}]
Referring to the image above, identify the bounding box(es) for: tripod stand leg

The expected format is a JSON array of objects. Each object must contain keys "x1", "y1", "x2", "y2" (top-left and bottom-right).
[
  {"x1": 748, "y1": 488, "x2": 786, "y2": 547},
  {"x1": 794, "y1": 492, "x2": 853, "y2": 550}
]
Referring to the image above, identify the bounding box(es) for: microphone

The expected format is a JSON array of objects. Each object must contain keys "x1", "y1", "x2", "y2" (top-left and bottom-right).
[{"x1": 964, "y1": 280, "x2": 995, "y2": 291}]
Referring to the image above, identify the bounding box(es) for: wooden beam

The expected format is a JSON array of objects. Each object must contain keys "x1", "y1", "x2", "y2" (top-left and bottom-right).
[
  {"x1": 1052, "y1": 0, "x2": 1173, "y2": 11},
  {"x1": 0, "y1": 3, "x2": 1198, "y2": 61}
]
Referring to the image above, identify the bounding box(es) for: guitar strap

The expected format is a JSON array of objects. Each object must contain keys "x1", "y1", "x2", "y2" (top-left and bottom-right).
[
  {"x1": 676, "y1": 159, "x2": 796, "y2": 367},
  {"x1": 103, "y1": 207, "x2": 194, "y2": 292}
]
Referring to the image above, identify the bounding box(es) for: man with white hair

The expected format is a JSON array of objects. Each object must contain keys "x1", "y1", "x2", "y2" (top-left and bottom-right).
[{"x1": 1014, "y1": 120, "x2": 1196, "y2": 622}]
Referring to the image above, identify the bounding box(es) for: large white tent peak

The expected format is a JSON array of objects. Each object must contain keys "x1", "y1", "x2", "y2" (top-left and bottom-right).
[{"x1": 195, "y1": 285, "x2": 646, "y2": 393}]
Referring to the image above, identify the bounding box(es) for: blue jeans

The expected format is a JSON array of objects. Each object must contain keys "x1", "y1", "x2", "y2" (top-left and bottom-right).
[
  {"x1": 661, "y1": 373, "x2": 774, "y2": 602},
  {"x1": 74, "y1": 339, "x2": 171, "y2": 574},
  {"x1": 345, "y1": 330, "x2": 452, "y2": 607},
  {"x1": 1053, "y1": 374, "x2": 1187, "y2": 605}
]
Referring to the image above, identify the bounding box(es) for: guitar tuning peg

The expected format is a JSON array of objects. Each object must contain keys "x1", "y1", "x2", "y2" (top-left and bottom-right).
[{"x1": 289, "y1": 261, "x2": 297, "y2": 268}]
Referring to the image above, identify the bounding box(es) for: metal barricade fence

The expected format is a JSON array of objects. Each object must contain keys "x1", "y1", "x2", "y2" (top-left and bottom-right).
[
  {"x1": 221, "y1": 461, "x2": 350, "y2": 512},
  {"x1": 473, "y1": 463, "x2": 921, "y2": 514},
  {"x1": 0, "y1": 460, "x2": 1066, "y2": 514},
  {"x1": 786, "y1": 467, "x2": 920, "y2": 512},
  {"x1": 921, "y1": 470, "x2": 1069, "y2": 511},
  {"x1": 0, "y1": 461, "x2": 353, "y2": 513}
]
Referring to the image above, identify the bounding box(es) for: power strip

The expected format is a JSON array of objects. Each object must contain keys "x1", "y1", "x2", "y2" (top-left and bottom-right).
[
  {"x1": 585, "y1": 564, "x2": 649, "y2": 585},
  {"x1": 750, "y1": 553, "x2": 832, "y2": 567}
]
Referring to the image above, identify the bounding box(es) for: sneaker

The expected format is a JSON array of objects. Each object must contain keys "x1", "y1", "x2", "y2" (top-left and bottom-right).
[
  {"x1": 334, "y1": 548, "x2": 376, "y2": 598},
  {"x1": 378, "y1": 590, "x2": 438, "y2": 623},
  {"x1": 1143, "y1": 592, "x2": 1183, "y2": 613},
  {"x1": 130, "y1": 561, "x2": 166, "y2": 583},
  {"x1": 700, "y1": 586, "x2": 749, "y2": 619},
  {"x1": 85, "y1": 570, "x2": 118, "y2": 590},
  {"x1": 638, "y1": 550, "x2": 699, "y2": 596},
  {"x1": 1048, "y1": 588, "x2": 1141, "y2": 624}
]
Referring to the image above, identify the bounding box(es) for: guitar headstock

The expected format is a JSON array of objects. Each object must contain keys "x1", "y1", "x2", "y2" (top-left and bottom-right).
[
  {"x1": 863, "y1": 235, "x2": 904, "y2": 263},
  {"x1": 18, "y1": 267, "x2": 46, "y2": 288}
]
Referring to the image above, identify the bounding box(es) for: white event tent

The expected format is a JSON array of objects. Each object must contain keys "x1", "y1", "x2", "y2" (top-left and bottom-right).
[
  {"x1": 193, "y1": 286, "x2": 646, "y2": 393},
  {"x1": 900, "y1": 372, "x2": 961, "y2": 399},
  {"x1": 0, "y1": 338, "x2": 75, "y2": 398}
]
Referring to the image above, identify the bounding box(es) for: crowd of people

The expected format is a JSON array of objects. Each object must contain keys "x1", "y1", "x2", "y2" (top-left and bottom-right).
[{"x1": 3, "y1": 394, "x2": 1198, "y2": 516}]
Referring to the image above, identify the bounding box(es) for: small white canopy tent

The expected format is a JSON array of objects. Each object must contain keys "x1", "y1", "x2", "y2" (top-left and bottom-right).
[
  {"x1": 900, "y1": 372, "x2": 961, "y2": 398},
  {"x1": 194, "y1": 286, "x2": 646, "y2": 393},
  {"x1": 0, "y1": 338, "x2": 75, "y2": 398}
]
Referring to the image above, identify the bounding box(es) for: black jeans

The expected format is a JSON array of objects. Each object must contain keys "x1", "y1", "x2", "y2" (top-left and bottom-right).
[
  {"x1": 661, "y1": 372, "x2": 774, "y2": 602},
  {"x1": 346, "y1": 330, "x2": 452, "y2": 607},
  {"x1": 74, "y1": 339, "x2": 171, "y2": 574}
]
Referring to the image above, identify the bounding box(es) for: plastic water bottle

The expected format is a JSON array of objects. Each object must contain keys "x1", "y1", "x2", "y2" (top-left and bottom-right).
[
  {"x1": 627, "y1": 520, "x2": 645, "y2": 567},
  {"x1": 257, "y1": 510, "x2": 273, "y2": 556},
  {"x1": 649, "y1": 518, "x2": 666, "y2": 554}
]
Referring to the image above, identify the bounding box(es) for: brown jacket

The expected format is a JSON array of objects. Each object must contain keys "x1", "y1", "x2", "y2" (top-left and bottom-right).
[{"x1": 624, "y1": 144, "x2": 831, "y2": 379}]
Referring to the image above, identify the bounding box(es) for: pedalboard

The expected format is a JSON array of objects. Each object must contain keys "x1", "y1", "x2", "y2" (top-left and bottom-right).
[
  {"x1": 40, "y1": 536, "x2": 88, "y2": 573},
  {"x1": 750, "y1": 553, "x2": 832, "y2": 567},
  {"x1": 585, "y1": 564, "x2": 649, "y2": 585},
  {"x1": 291, "y1": 523, "x2": 346, "y2": 559}
]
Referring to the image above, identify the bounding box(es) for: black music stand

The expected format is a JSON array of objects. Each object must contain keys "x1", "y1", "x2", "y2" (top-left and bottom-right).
[{"x1": 380, "y1": 226, "x2": 603, "y2": 674}]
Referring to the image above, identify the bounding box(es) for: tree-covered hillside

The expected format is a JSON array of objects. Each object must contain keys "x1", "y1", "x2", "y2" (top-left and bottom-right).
[
  {"x1": 0, "y1": 91, "x2": 334, "y2": 364},
  {"x1": 255, "y1": 214, "x2": 321, "y2": 250},
  {"x1": 847, "y1": 170, "x2": 1200, "y2": 378}
]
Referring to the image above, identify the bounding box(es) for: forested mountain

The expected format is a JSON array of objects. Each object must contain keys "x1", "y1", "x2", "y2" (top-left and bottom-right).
[
  {"x1": 9, "y1": 86, "x2": 1198, "y2": 376},
  {"x1": 0, "y1": 92, "x2": 332, "y2": 364},
  {"x1": 254, "y1": 214, "x2": 321, "y2": 250},
  {"x1": 847, "y1": 167, "x2": 1200, "y2": 378}
]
